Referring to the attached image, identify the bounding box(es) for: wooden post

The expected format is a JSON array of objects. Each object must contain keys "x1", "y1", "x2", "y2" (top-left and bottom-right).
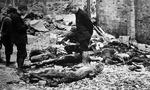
[
  {"x1": 43, "y1": 0, "x2": 47, "y2": 15},
  {"x1": 87, "y1": 0, "x2": 91, "y2": 18},
  {"x1": 128, "y1": 0, "x2": 135, "y2": 41},
  {"x1": 96, "y1": 0, "x2": 100, "y2": 26},
  {"x1": 12, "y1": 0, "x2": 15, "y2": 7}
]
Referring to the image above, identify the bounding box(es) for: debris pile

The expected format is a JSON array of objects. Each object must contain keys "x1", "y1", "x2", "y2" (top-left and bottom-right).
[
  {"x1": 26, "y1": 13, "x2": 75, "y2": 36},
  {"x1": 22, "y1": 49, "x2": 104, "y2": 86},
  {"x1": 20, "y1": 12, "x2": 150, "y2": 88},
  {"x1": 23, "y1": 17, "x2": 104, "y2": 86}
]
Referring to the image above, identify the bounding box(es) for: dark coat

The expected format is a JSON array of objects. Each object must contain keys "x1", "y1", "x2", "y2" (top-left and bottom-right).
[
  {"x1": 9, "y1": 12, "x2": 28, "y2": 44},
  {"x1": 0, "y1": 15, "x2": 12, "y2": 38},
  {"x1": 64, "y1": 9, "x2": 93, "y2": 51},
  {"x1": 76, "y1": 9, "x2": 93, "y2": 35},
  {"x1": 68, "y1": 9, "x2": 93, "y2": 40},
  {"x1": 66, "y1": 9, "x2": 93, "y2": 39},
  {"x1": 0, "y1": 15, "x2": 13, "y2": 47}
]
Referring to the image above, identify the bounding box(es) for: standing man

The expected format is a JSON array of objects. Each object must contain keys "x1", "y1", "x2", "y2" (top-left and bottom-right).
[
  {"x1": 60, "y1": 4, "x2": 93, "y2": 54},
  {"x1": 7, "y1": 6, "x2": 28, "y2": 69},
  {"x1": 0, "y1": 7, "x2": 14, "y2": 66}
]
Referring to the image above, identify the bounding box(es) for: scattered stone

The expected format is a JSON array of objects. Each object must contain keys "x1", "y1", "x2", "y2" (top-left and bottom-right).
[
  {"x1": 128, "y1": 65, "x2": 142, "y2": 72},
  {"x1": 19, "y1": 81, "x2": 26, "y2": 85},
  {"x1": 38, "y1": 80, "x2": 46, "y2": 86},
  {"x1": 146, "y1": 55, "x2": 150, "y2": 58},
  {"x1": 29, "y1": 86, "x2": 37, "y2": 90}
]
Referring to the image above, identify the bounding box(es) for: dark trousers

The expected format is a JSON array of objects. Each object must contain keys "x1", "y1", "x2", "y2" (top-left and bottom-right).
[
  {"x1": 15, "y1": 42, "x2": 27, "y2": 68},
  {"x1": 2, "y1": 36, "x2": 13, "y2": 64},
  {"x1": 2, "y1": 36, "x2": 27, "y2": 67}
]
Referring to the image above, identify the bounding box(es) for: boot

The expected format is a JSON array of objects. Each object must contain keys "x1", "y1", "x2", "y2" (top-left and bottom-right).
[
  {"x1": 0, "y1": 58, "x2": 5, "y2": 64},
  {"x1": 17, "y1": 58, "x2": 24, "y2": 69},
  {"x1": 6, "y1": 54, "x2": 10, "y2": 66},
  {"x1": 17, "y1": 58, "x2": 27, "y2": 73},
  {"x1": 0, "y1": 53, "x2": 5, "y2": 64},
  {"x1": 6, "y1": 54, "x2": 15, "y2": 66}
]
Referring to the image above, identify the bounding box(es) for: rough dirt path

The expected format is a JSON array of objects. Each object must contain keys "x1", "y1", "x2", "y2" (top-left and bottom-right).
[{"x1": 0, "y1": 65, "x2": 19, "y2": 90}]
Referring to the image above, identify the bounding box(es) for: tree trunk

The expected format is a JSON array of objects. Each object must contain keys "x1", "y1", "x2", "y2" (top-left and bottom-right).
[{"x1": 128, "y1": 0, "x2": 135, "y2": 41}]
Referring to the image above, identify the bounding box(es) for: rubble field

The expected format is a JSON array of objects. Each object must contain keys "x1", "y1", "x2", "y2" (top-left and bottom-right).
[{"x1": 1, "y1": 13, "x2": 150, "y2": 90}]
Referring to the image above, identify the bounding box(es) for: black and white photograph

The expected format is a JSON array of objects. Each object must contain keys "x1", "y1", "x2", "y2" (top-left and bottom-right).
[{"x1": 0, "y1": 0, "x2": 150, "y2": 90}]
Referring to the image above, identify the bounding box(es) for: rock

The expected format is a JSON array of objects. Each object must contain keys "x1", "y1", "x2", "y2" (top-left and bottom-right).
[
  {"x1": 82, "y1": 52, "x2": 91, "y2": 64},
  {"x1": 29, "y1": 20, "x2": 49, "y2": 32},
  {"x1": 29, "y1": 78, "x2": 39, "y2": 83},
  {"x1": 95, "y1": 42, "x2": 104, "y2": 50},
  {"x1": 27, "y1": 35, "x2": 37, "y2": 44},
  {"x1": 146, "y1": 55, "x2": 150, "y2": 58},
  {"x1": 128, "y1": 65, "x2": 142, "y2": 72},
  {"x1": 19, "y1": 81, "x2": 26, "y2": 85},
  {"x1": 129, "y1": 57, "x2": 145, "y2": 63},
  {"x1": 115, "y1": 53, "x2": 130, "y2": 59},
  {"x1": 29, "y1": 86, "x2": 37, "y2": 90},
  {"x1": 29, "y1": 49, "x2": 44, "y2": 60},
  {"x1": 38, "y1": 80, "x2": 46, "y2": 86},
  {"x1": 105, "y1": 58, "x2": 117, "y2": 65},
  {"x1": 119, "y1": 36, "x2": 130, "y2": 45},
  {"x1": 101, "y1": 48, "x2": 117, "y2": 64},
  {"x1": 134, "y1": 69, "x2": 142, "y2": 72},
  {"x1": 101, "y1": 48, "x2": 117, "y2": 59},
  {"x1": 137, "y1": 43, "x2": 146, "y2": 51},
  {"x1": 146, "y1": 66, "x2": 150, "y2": 71},
  {"x1": 90, "y1": 56, "x2": 103, "y2": 62}
]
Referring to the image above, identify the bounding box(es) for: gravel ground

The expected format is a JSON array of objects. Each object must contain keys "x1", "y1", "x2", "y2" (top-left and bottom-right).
[
  {"x1": 1, "y1": 31, "x2": 150, "y2": 90},
  {"x1": 1, "y1": 65, "x2": 150, "y2": 90}
]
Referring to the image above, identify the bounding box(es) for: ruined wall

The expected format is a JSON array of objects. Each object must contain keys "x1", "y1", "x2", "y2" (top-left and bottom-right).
[
  {"x1": 135, "y1": 0, "x2": 150, "y2": 44},
  {"x1": 97, "y1": 0, "x2": 150, "y2": 44},
  {"x1": 96, "y1": 0, "x2": 132, "y2": 38}
]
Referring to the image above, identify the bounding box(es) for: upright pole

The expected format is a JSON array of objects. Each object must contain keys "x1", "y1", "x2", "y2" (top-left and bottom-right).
[
  {"x1": 43, "y1": 0, "x2": 47, "y2": 15},
  {"x1": 12, "y1": 0, "x2": 15, "y2": 7},
  {"x1": 128, "y1": 0, "x2": 135, "y2": 41},
  {"x1": 4, "y1": 0, "x2": 8, "y2": 7},
  {"x1": 87, "y1": 0, "x2": 91, "y2": 18},
  {"x1": 96, "y1": 0, "x2": 100, "y2": 26}
]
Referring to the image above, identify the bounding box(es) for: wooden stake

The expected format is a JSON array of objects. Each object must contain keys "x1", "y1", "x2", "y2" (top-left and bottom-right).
[
  {"x1": 87, "y1": 0, "x2": 91, "y2": 18},
  {"x1": 12, "y1": 0, "x2": 15, "y2": 7},
  {"x1": 43, "y1": 0, "x2": 47, "y2": 15}
]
